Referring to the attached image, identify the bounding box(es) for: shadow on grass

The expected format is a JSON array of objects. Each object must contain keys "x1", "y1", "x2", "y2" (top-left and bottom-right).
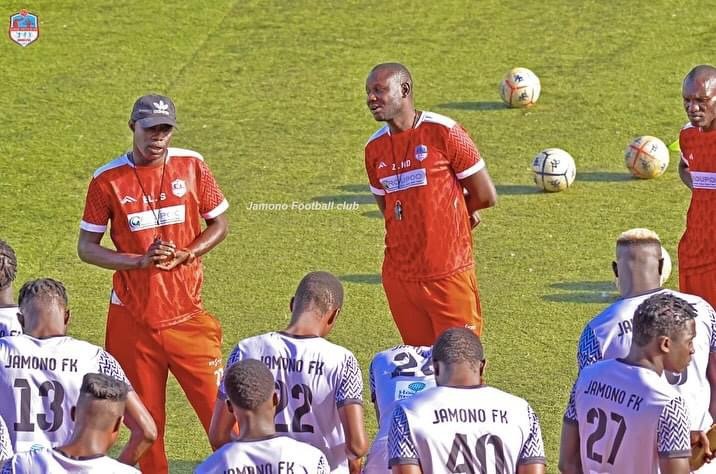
[
  {"x1": 495, "y1": 184, "x2": 541, "y2": 195},
  {"x1": 576, "y1": 172, "x2": 632, "y2": 182},
  {"x1": 362, "y1": 210, "x2": 383, "y2": 219},
  {"x1": 543, "y1": 280, "x2": 617, "y2": 304},
  {"x1": 312, "y1": 194, "x2": 376, "y2": 205},
  {"x1": 435, "y1": 101, "x2": 507, "y2": 111},
  {"x1": 338, "y1": 184, "x2": 368, "y2": 193},
  {"x1": 340, "y1": 274, "x2": 381, "y2": 285}
]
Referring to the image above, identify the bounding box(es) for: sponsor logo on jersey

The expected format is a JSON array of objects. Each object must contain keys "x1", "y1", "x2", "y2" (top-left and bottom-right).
[
  {"x1": 395, "y1": 379, "x2": 429, "y2": 400},
  {"x1": 171, "y1": 179, "x2": 187, "y2": 197},
  {"x1": 9, "y1": 10, "x2": 39, "y2": 47},
  {"x1": 415, "y1": 144, "x2": 428, "y2": 161},
  {"x1": 120, "y1": 195, "x2": 137, "y2": 205},
  {"x1": 126, "y1": 204, "x2": 186, "y2": 231},
  {"x1": 379, "y1": 168, "x2": 428, "y2": 193},
  {"x1": 378, "y1": 161, "x2": 387, "y2": 169}
]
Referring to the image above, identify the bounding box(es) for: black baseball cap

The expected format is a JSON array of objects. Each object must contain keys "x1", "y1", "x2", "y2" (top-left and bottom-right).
[{"x1": 130, "y1": 94, "x2": 177, "y2": 128}]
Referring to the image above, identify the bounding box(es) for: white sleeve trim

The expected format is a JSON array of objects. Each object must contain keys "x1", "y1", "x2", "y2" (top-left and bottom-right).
[
  {"x1": 80, "y1": 220, "x2": 107, "y2": 233},
  {"x1": 456, "y1": 160, "x2": 485, "y2": 180},
  {"x1": 370, "y1": 185, "x2": 386, "y2": 196},
  {"x1": 202, "y1": 199, "x2": 229, "y2": 219}
]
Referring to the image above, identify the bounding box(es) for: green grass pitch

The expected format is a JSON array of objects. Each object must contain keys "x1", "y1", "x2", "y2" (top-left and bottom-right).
[{"x1": 0, "y1": 0, "x2": 707, "y2": 471}]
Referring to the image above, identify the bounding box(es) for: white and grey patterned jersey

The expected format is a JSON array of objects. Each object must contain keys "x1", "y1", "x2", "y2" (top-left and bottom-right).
[
  {"x1": 364, "y1": 345, "x2": 435, "y2": 474},
  {"x1": 195, "y1": 434, "x2": 329, "y2": 474},
  {"x1": 388, "y1": 385, "x2": 546, "y2": 471},
  {"x1": 220, "y1": 332, "x2": 363, "y2": 473},
  {"x1": 0, "y1": 335, "x2": 132, "y2": 453},
  {"x1": 577, "y1": 288, "x2": 716, "y2": 430},
  {"x1": 564, "y1": 358, "x2": 691, "y2": 474},
  {"x1": 0, "y1": 447, "x2": 139, "y2": 473},
  {"x1": 0, "y1": 308, "x2": 22, "y2": 338},
  {"x1": 0, "y1": 417, "x2": 12, "y2": 463}
]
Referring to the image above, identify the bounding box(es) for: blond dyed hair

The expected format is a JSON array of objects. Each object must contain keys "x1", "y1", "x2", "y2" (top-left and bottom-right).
[{"x1": 616, "y1": 228, "x2": 661, "y2": 246}]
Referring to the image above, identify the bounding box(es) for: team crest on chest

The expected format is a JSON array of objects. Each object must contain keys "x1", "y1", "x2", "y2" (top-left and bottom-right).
[
  {"x1": 415, "y1": 144, "x2": 428, "y2": 161},
  {"x1": 171, "y1": 179, "x2": 187, "y2": 198}
]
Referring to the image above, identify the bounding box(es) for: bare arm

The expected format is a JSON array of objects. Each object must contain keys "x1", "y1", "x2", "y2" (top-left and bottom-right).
[
  {"x1": 518, "y1": 463, "x2": 546, "y2": 474},
  {"x1": 208, "y1": 399, "x2": 238, "y2": 451},
  {"x1": 679, "y1": 159, "x2": 693, "y2": 189},
  {"x1": 373, "y1": 194, "x2": 386, "y2": 215},
  {"x1": 461, "y1": 168, "x2": 497, "y2": 216},
  {"x1": 392, "y1": 465, "x2": 422, "y2": 474},
  {"x1": 338, "y1": 403, "x2": 368, "y2": 470},
  {"x1": 155, "y1": 213, "x2": 229, "y2": 270},
  {"x1": 707, "y1": 353, "x2": 716, "y2": 421},
  {"x1": 117, "y1": 391, "x2": 157, "y2": 465},
  {"x1": 558, "y1": 422, "x2": 582, "y2": 474},
  {"x1": 658, "y1": 457, "x2": 691, "y2": 474},
  {"x1": 77, "y1": 230, "x2": 173, "y2": 270}
]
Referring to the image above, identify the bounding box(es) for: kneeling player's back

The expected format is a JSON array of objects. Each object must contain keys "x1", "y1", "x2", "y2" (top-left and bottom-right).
[
  {"x1": 2, "y1": 447, "x2": 139, "y2": 473},
  {"x1": 0, "y1": 335, "x2": 130, "y2": 453},
  {"x1": 389, "y1": 385, "x2": 545, "y2": 472},
  {"x1": 195, "y1": 435, "x2": 328, "y2": 474},
  {"x1": 223, "y1": 332, "x2": 363, "y2": 472}
]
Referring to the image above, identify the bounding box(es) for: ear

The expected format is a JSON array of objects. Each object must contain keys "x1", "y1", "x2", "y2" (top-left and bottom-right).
[
  {"x1": 612, "y1": 261, "x2": 618, "y2": 278},
  {"x1": 64, "y1": 309, "x2": 71, "y2": 327},
  {"x1": 226, "y1": 399, "x2": 234, "y2": 414},
  {"x1": 128, "y1": 120, "x2": 135, "y2": 132},
  {"x1": 326, "y1": 307, "x2": 340, "y2": 326},
  {"x1": 70, "y1": 406, "x2": 76, "y2": 422},
  {"x1": 658, "y1": 257, "x2": 664, "y2": 276},
  {"x1": 289, "y1": 296, "x2": 295, "y2": 313},
  {"x1": 17, "y1": 312, "x2": 24, "y2": 330},
  {"x1": 401, "y1": 82, "x2": 411, "y2": 98},
  {"x1": 272, "y1": 391, "x2": 279, "y2": 408},
  {"x1": 659, "y1": 335, "x2": 671, "y2": 354},
  {"x1": 479, "y1": 359, "x2": 487, "y2": 382},
  {"x1": 113, "y1": 415, "x2": 123, "y2": 433}
]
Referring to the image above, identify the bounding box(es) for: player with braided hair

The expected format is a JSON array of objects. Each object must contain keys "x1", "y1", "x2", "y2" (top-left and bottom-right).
[{"x1": 0, "y1": 240, "x2": 21, "y2": 337}]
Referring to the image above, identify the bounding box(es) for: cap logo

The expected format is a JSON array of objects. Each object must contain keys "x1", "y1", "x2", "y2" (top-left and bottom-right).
[{"x1": 152, "y1": 100, "x2": 170, "y2": 115}]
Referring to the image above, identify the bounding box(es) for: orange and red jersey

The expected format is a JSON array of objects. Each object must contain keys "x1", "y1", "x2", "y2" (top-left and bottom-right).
[
  {"x1": 679, "y1": 124, "x2": 716, "y2": 271},
  {"x1": 81, "y1": 147, "x2": 228, "y2": 328},
  {"x1": 364, "y1": 111, "x2": 484, "y2": 281}
]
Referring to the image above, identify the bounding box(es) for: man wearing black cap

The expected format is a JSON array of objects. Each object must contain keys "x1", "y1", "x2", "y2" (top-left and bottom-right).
[{"x1": 77, "y1": 94, "x2": 229, "y2": 473}]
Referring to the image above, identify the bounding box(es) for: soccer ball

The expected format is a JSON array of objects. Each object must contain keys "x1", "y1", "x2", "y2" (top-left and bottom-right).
[
  {"x1": 660, "y1": 246, "x2": 672, "y2": 286},
  {"x1": 499, "y1": 67, "x2": 541, "y2": 108},
  {"x1": 624, "y1": 136, "x2": 669, "y2": 179},
  {"x1": 532, "y1": 148, "x2": 576, "y2": 192}
]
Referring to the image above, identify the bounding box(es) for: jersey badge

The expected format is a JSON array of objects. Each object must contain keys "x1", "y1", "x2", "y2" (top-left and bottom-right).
[
  {"x1": 171, "y1": 179, "x2": 187, "y2": 198},
  {"x1": 415, "y1": 144, "x2": 428, "y2": 161},
  {"x1": 9, "y1": 10, "x2": 39, "y2": 47}
]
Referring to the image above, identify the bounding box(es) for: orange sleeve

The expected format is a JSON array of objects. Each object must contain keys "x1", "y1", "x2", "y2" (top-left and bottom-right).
[
  {"x1": 364, "y1": 146, "x2": 385, "y2": 195},
  {"x1": 80, "y1": 178, "x2": 111, "y2": 233},
  {"x1": 446, "y1": 125, "x2": 483, "y2": 179},
  {"x1": 198, "y1": 161, "x2": 228, "y2": 219}
]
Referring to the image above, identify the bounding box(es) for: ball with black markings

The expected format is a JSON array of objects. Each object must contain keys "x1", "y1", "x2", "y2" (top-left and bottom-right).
[{"x1": 532, "y1": 148, "x2": 576, "y2": 192}]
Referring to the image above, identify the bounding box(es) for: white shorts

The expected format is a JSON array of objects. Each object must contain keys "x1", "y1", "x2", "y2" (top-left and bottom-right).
[{"x1": 362, "y1": 437, "x2": 389, "y2": 474}]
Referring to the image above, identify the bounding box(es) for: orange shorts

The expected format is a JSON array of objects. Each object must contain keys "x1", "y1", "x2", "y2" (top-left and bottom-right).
[
  {"x1": 382, "y1": 268, "x2": 483, "y2": 346},
  {"x1": 105, "y1": 303, "x2": 223, "y2": 474},
  {"x1": 680, "y1": 267, "x2": 716, "y2": 310}
]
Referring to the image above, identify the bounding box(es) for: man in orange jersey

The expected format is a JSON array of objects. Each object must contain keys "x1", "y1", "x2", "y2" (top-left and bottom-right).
[
  {"x1": 679, "y1": 65, "x2": 716, "y2": 309},
  {"x1": 77, "y1": 94, "x2": 229, "y2": 473},
  {"x1": 364, "y1": 63, "x2": 497, "y2": 346}
]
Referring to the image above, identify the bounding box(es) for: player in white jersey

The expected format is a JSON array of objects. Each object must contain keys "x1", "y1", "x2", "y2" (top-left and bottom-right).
[
  {"x1": 196, "y1": 359, "x2": 328, "y2": 473},
  {"x1": 1, "y1": 373, "x2": 140, "y2": 473},
  {"x1": 577, "y1": 229, "x2": 716, "y2": 439},
  {"x1": 0, "y1": 279, "x2": 156, "y2": 464},
  {"x1": 363, "y1": 345, "x2": 435, "y2": 474},
  {"x1": 560, "y1": 292, "x2": 713, "y2": 473},
  {"x1": 0, "y1": 241, "x2": 22, "y2": 338},
  {"x1": 0, "y1": 417, "x2": 12, "y2": 463},
  {"x1": 388, "y1": 328, "x2": 546, "y2": 473},
  {"x1": 209, "y1": 272, "x2": 368, "y2": 473}
]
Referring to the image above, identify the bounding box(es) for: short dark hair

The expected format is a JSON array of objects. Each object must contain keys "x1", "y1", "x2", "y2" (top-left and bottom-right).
[
  {"x1": 0, "y1": 240, "x2": 17, "y2": 291},
  {"x1": 224, "y1": 359, "x2": 275, "y2": 410},
  {"x1": 370, "y1": 63, "x2": 413, "y2": 88},
  {"x1": 18, "y1": 278, "x2": 68, "y2": 308},
  {"x1": 432, "y1": 327, "x2": 484, "y2": 370},
  {"x1": 632, "y1": 293, "x2": 697, "y2": 346},
  {"x1": 80, "y1": 373, "x2": 129, "y2": 402},
  {"x1": 293, "y1": 271, "x2": 344, "y2": 315}
]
